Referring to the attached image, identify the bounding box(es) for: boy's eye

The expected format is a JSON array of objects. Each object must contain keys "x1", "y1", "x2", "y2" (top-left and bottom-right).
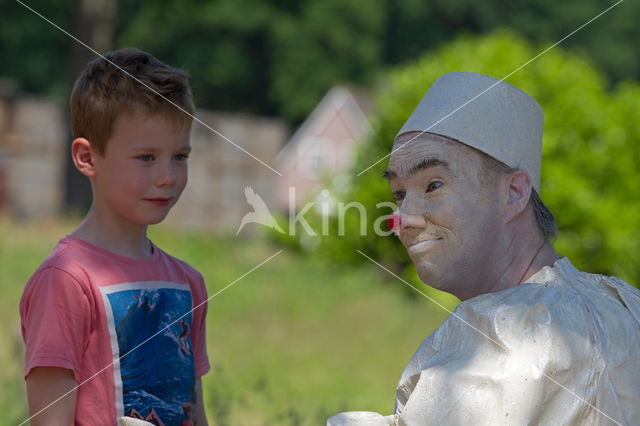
[
  {"x1": 174, "y1": 153, "x2": 190, "y2": 161},
  {"x1": 137, "y1": 154, "x2": 154, "y2": 162},
  {"x1": 426, "y1": 181, "x2": 443, "y2": 193}
]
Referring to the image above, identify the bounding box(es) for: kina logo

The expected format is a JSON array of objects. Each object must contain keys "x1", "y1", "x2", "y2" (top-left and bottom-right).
[{"x1": 236, "y1": 186, "x2": 285, "y2": 235}]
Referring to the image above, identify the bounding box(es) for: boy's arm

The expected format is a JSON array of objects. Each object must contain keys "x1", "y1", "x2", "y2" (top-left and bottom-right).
[
  {"x1": 195, "y1": 377, "x2": 208, "y2": 426},
  {"x1": 26, "y1": 367, "x2": 77, "y2": 426}
]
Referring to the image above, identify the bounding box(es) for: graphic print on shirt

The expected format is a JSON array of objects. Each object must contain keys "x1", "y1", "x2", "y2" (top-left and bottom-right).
[{"x1": 100, "y1": 282, "x2": 196, "y2": 426}]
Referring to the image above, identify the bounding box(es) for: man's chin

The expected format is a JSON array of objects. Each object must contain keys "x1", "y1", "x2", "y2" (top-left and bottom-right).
[{"x1": 416, "y1": 267, "x2": 443, "y2": 289}]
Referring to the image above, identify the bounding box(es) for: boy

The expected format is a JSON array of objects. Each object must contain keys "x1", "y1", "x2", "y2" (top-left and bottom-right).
[{"x1": 19, "y1": 48, "x2": 210, "y2": 425}]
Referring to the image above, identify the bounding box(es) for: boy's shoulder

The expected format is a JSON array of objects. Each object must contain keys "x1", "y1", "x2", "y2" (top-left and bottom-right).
[
  {"x1": 21, "y1": 237, "x2": 93, "y2": 309},
  {"x1": 153, "y1": 242, "x2": 204, "y2": 281},
  {"x1": 26, "y1": 236, "x2": 206, "y2": 297},
  {"x1": 151, "y1": 244, "x2": 208, "y2": 301},
  {"x1": 31, "y1": 235, "x2": 87, "y2": 278}
]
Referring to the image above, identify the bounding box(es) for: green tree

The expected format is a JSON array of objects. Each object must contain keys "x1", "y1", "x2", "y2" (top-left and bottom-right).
[
  {"x1": 268, "y1": 0, "x2": 383, "y2": 121},
  {"x1": 0, "y1": 0, "x2": 71, "y2": 97},
  {"x1": 116, "y1": 0, "x2": 384, "y2": 123},
  {"x1": 3, "y1": 0, "x2": 640, "y2": 125},
  {"x1": 294, "y1": 29, "x2": 640, "y2": 293},
  {"x1": 116, "y1": 0, "x2": 277, "y2": 115},
  {"x1": 382, "y1": 0, "x2": 640, "y2": 84}
]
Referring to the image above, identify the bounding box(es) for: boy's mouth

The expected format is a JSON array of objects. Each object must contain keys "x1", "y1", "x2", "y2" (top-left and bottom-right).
[{"x1": 144, "y1": 198, "x2": 173, "y2": 206}]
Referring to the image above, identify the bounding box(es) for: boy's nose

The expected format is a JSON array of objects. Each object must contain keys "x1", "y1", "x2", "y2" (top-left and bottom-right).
[{"x1": 155, "y1": 161, "x2": 178, "y2": 187}]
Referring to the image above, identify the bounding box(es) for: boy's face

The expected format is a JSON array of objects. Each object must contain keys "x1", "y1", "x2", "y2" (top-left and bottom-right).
[{"x1": 91, "y1": 111, "x2": 191, "y2": 228}]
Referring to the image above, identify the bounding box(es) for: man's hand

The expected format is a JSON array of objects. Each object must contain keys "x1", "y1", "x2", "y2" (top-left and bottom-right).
[{"x1": 26, "y1": 367, "x2": 77, "y2": 426}]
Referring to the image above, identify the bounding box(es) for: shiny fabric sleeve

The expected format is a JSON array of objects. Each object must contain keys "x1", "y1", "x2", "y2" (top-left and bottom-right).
[{"x1": 395, "y1": 284, "x2": 595, "y2": 425}]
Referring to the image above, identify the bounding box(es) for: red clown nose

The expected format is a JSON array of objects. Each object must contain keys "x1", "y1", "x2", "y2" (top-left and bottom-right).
[{"x1": 387, "y1": 213, "x2": 402, "y2": 233}]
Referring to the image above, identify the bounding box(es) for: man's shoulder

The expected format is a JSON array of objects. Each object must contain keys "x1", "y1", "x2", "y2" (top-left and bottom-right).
[
  {"x1": 449, "y1": 258, "x2": 640, "y2": 352},
  {"x1": 462, "y1": 257, "x2": 638, "y2": 316},
  {"x1": 463, "y1": 283, "x2": 564, "y2": 331},
  {"x1": 404, "y1": 277, "x2": 588, "y2": 378}
]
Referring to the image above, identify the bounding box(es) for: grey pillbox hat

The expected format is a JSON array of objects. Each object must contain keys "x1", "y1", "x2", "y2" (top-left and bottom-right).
[{"x1": 396, "y1": 71, "x2": 544, "y2": 191}]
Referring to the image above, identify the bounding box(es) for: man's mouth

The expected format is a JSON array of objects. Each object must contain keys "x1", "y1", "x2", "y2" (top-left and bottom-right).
[{"x1": 407, "y1": 238, "x2": 442, "y2": 253}]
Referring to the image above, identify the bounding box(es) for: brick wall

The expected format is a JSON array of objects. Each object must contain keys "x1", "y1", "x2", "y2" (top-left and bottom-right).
[{"x1": 0, "y1": 95, "x2": 65, "y2": 219}]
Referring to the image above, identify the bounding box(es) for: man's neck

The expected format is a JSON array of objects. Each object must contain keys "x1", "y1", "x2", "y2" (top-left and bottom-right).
[
  {"x1": 520, "y1": 242, "x2": 560, "y2": 282},
  {"x1": 483, "y1": 232, "x2": 560, "y2": 298}
]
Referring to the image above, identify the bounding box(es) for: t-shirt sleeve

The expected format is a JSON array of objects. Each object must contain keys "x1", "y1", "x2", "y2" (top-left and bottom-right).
[
  {"x1": 20, "y1": 266, "x2": 91, "y2": 383},
  {"x1": 190, "y1": 271, "x2": 210, "y2": 377}
]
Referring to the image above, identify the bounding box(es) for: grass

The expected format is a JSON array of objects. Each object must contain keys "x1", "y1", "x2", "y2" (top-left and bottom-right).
[{"x1": 0, "y1": 217, "x2": 454, "y2": 425}]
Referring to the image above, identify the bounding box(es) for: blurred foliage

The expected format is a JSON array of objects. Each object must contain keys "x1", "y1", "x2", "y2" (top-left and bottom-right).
[
  {"x1": 115, "y1": 0, "x2": 385, "y2": 123},
  {"x1": 0, "y1": 0, "x2": 71, "y2": 98},
  {"x1": 1, "y1": 0, "x2": 639, "y2": 124},
  {"x1": 289, "y1": 29, "x2": 640, "y2": 289}
]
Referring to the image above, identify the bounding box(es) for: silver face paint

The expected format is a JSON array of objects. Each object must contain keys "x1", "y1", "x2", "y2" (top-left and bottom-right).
[{"x1": 387, "y1": 133, "x2": 504, "y2": 300}]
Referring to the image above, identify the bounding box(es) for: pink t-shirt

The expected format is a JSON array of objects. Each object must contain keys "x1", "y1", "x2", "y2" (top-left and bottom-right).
[{"x1": 20, "y1": 236, "x2": 210, "y2": 425}]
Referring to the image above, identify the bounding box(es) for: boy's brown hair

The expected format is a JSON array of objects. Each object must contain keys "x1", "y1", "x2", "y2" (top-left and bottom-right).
[{"x1": 70, "y1": 48, "x2": 195, "y2": 155}]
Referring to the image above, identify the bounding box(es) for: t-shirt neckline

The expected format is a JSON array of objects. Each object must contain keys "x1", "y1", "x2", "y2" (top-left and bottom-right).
[{"x1": 62, "y1": 235, "x2": 162, "y2": 265}]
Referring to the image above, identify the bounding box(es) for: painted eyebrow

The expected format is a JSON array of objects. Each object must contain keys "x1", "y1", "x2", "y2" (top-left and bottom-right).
[{"x1": 383, "y1": 157, "x2": 450, "y2": 180}]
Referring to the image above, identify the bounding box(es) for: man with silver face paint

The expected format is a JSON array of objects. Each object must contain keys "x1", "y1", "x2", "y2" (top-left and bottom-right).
[{"x1": 328, "y1": 72, "x2": 640, "y2": 426}]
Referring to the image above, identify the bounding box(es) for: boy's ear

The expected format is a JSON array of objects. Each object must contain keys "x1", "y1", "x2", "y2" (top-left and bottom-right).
[{"x1": 71, "y1": 138, "x2": 98, "y2": 178}]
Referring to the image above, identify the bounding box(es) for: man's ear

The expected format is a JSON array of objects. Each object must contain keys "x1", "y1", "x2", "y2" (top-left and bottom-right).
[
  {"x1": 71, "y1": 138, "x2": 98, "y2": 178},
  {"x1": 503, "y1": 170, "x2": 532, "y2": 223}
]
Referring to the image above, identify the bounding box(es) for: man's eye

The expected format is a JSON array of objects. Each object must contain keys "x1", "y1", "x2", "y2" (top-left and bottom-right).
[
  {"x1": 137, "y1": 154, "x2": 154, "y2": 162},
  {"x1": 393, "y1": 191, "x2": 405, "y2": 201},
  {"x1": 426, "y1": 181, "x2": 442, "y2": 193}
]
